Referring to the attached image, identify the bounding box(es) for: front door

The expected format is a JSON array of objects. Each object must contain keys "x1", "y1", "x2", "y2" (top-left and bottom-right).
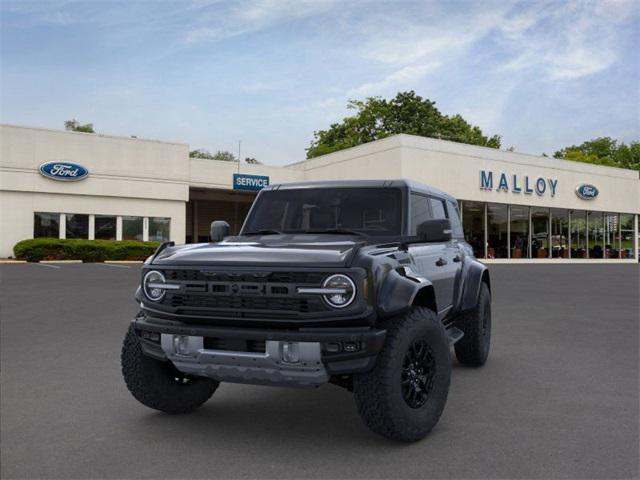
[{"x1": 409, "y1": 242, "x2": 458, "y2": 314}]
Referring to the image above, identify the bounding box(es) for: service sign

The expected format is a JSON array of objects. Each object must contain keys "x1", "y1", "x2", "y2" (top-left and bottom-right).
[
  {"x1": 233, "y1": 173, "x2": 269, "y2": 191},
  {"x1": 39, "y1": 161, "x2": 89, "y2": 182},
  {"x1": 575, "y1": 184, "x2": 599, "y2": 200}
]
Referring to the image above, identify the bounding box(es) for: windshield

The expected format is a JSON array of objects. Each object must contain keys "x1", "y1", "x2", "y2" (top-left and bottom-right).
[{"x1": 242, "y1": 188, "x2": 403, "y2": 237}]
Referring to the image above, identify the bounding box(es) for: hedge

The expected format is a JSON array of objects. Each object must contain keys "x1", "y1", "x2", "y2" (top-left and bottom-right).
[{"x1": 13, "y1": 238, "x2": 161, "y2": 262}]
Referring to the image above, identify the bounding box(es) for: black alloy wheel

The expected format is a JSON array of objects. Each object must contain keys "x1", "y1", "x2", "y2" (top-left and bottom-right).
[{"x1": 401, "y1": 339, "x2": 436, "y2": 409}]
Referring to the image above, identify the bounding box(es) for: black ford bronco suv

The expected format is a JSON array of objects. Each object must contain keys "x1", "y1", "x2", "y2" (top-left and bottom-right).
[{"x1": 122, "y1": 180, "x2": 491, "y2": 442}]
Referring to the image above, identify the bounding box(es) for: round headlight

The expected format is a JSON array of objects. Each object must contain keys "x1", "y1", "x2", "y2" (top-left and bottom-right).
[
  {"x1": 143, "y1": 270, "x2": 166, "y2": 302},
  {"x1": 322, "y1": 274, "x2": 356, "y2": 308}
]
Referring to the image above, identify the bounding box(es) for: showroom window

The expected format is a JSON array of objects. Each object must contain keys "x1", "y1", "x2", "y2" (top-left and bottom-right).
[
  {"x1": 65, "y1": 214, "x2": 89, "y2": 239},
  {"x1": 461, "y1": 201, "x2": 485, "y2": 258},
  {"x1": 551, "y1": 209, "x2": 569, "y2": 258},
  {"x1": 509, "y1": 205, "x2": 529, "y2": 259},
  {"x1": 588, "y1": 212, "x2": 604, "y2": 259},
  {"x1": 570, "y1": 210, "x2": 587, "y2": 258},
  {"x1": 149, "y1": 217, "x2": 171, "y2": 242},
  {"x1": 620, "y1": 214, "x2": 635, "y2": 259},
  {"x1": 122, "y1": 216, "x2": 143, "y2": 241},
  {"x1": 34, "y1": 212, "x2": 60, "y2": 238},
  {"x1": 487, "y1": 203, "x2": 508, "y2": 259},
  {"x1": 531, "y1": 207, "x2": 550, "y2": 258},
  {"x1": 604, "y1": 213, "x2": 620, "y2": 259},
  {"x1": 95, "y1": 215, "x2": 117, "y2": 240}
]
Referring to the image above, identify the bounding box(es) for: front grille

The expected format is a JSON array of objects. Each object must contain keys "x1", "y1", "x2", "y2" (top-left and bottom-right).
[
  {"x1": 157, "y1": 270, "x2": 339, "y2": 320},
  {"x1": 169, "y1": 294, "x2": 318, "y2": 313}
]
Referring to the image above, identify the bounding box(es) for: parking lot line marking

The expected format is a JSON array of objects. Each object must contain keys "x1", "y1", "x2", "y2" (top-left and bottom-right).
[
  {"x1": 99, "y1": 263, "x2": 131, "y2": 269},
  {"x1": 33, "y1": 263, "x2": 61, "y2": 269}
]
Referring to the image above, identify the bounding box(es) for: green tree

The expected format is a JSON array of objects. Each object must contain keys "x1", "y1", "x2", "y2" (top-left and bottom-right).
[
  {"x1": 306, "y1": 91, "x2": 501, "y2": 158},
  {"x1": 554, "y1": 137, "x2": 640, "y2": 171},
  {"x1": 64, "y1": 119, "x2": 94, "y2": 133},
  {"x1": 189, "y1": 149, "x2": 238, "y2": 161},
  {"x1": 244, "y1": 157, "x2": 262, "y2": 164}
]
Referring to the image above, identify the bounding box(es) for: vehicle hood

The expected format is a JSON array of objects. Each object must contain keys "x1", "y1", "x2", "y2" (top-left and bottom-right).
[{"x1": 151, "y1": 236, "x2": 362, "y2": 268}]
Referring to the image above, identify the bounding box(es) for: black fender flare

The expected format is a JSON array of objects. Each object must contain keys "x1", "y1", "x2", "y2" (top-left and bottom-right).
[
  {"x1": 460, "y1": 259, "x2": 490, "y2": 311},
  {"x1": 377, "y1": 267, "x2": 437, "y2": 318}
]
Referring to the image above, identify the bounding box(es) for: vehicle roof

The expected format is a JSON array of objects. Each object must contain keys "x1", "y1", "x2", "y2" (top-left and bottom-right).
[{"x1": 264, "y1": 179, "x2": 457, "y2": 203}]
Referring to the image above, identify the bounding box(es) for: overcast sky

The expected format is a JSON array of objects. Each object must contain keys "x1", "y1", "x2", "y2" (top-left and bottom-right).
[{"x1": 2, "y1": 0, "x2": 638, "y2": 165}]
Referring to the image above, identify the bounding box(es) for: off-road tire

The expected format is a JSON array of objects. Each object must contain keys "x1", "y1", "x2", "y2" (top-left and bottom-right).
[
  {"x1": 121, "y1": 326, "x2": 219, "y2": 414},
  {"x1": 353, "y1": 307, "x2": 451, "y2": 442},
  {"x1": 454, "y1": 282, "x2": 491, "y2": 366}
]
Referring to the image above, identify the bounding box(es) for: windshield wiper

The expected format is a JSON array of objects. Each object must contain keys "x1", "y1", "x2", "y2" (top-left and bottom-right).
[
  {"x1": 302, "y1": 228, "x2": 367, "y2": 236},
  {"x1": 242, "y1": 229, "x2": 284, "y2": 236}
]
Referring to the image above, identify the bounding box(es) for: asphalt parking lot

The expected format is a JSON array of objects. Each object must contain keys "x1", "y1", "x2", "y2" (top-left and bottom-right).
[{"x1": 1, "y1": 263, "x2": 638, "y2": 479}]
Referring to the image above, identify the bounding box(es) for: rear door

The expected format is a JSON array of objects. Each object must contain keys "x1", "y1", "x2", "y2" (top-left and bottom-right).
[{"x1": 444, "y1": 199, "x2": 465, "y2": 308}]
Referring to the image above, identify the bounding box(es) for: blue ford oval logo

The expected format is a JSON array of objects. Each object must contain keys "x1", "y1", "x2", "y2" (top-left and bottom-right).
[
  {"x1": 39, "y1": 161, "x2": 89, "y2": 182},
  {"x1": 575, "y1": 184, "x2": 598, "y2": 200}
]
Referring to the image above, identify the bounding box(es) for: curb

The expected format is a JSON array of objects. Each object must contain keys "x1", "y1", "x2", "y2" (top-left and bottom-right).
[
  {"x1": 104, "y1": 260, "x2": 144, "y2": 264},
  {"x1": 40, "y1": 260, "x2": 83, "y2": 264},
  {"x1": 0, "y1": 259, "x2": 27, "y2": 264}
]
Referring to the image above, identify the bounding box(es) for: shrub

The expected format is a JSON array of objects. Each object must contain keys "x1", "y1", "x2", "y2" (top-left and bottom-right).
[{"x1": 13, "y1": 238, "x2": 161, "y2": 262}]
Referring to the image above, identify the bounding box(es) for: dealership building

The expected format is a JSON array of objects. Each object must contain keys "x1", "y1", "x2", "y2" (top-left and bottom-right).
[{"x1": 1, "y1": 123, "x2": 638, "y2": 262}]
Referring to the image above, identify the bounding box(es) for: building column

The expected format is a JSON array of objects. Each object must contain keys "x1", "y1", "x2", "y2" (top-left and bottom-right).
[
  {"x1": 143, "y1": 217, "x2": 149, "y2": 242},
  {"x1": 59, "y1": 214, "x2": 66, "y2": 239},
  {"x1": 483, "y1": 203, "x2": 488, "y2": 259},
  {"x1": 507, "y1": 205, "x2": 511, "y2": 259},
  {"x1": 634, "y1": 214, "x2": 639, "y2": 260},
  {"x1": 528, "y1": 208, "x2": 532, "y2": 259},
  {"x1": 88, "y1": 215, "x2": 95, "y2": 240},
  {"x1": 192, "y1": 200, "x2": 198, "y2": 243},
  {"x1": 568, "y1": 211, "x2": 572, "y2": 259},
  {"x1": 116, "y1": 216, "x2": 123, "y2": 241},
  {"x1": 548, "y1": 209, "x2": 552, "y2": 258}
]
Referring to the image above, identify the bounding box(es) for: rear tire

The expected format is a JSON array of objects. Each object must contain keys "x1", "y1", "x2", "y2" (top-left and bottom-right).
[
  {"x1": 353, "y1": 307, "x2": 451, "y2": 442},
  {"x1": 121, "y1": 326, "x2": 219, "y2": 414},
  {"x1": 454, "y1": 283, "x2": 491, "y2": 366}
]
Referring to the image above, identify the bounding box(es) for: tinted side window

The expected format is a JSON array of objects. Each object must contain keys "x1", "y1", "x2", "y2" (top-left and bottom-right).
[
  {"x1": 447, "y1": 200, "x2": 464, "y2": 238},
  {"x1": 410, "y1": 193, "x2": 431, "y2": 234},
  {"x1": 429, "y1": 198, "x2": 447, "y2": 219}
]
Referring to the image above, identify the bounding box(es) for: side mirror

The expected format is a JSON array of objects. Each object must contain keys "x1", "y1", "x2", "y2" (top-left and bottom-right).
[
  {"x1": 417, "y1": 219, "x2": 452, "y2": 243},
  {"x1": 210, "y1": 220, "x2": 230, "y2": 242}
]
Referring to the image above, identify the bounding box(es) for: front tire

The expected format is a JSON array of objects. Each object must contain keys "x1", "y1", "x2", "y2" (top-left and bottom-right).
[
  {"x1": 454, "y1": 282, "x2": 491, "y2": 366},
  {"x1": 353, "y1": 307, "x2": 451, "y2": 442},
  {"x1": 121, "y1": 326, "x2": 219, "y2": 414}
]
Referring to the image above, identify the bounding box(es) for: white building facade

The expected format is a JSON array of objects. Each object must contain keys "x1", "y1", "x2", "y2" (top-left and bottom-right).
[{"x1": 1, "y1": 124, "x2": 638, "y2": 262}]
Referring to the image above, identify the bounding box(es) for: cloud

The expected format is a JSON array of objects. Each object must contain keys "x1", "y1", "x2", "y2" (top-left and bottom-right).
[
  {"x1": 347, "y1": 63, "x2": 440, "y2": 97},
  {"x1": 498, "y1": 0, "x2": 637, "y2": 80},
  {"x1": 183, "y1": 0, "x2": 337, "y2": 43}
]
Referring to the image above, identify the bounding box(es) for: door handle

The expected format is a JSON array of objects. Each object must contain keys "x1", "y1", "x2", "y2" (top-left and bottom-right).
[
  {"x1": 435, "y1": 257, "x2": 447, "y2": 267},
  {"x1": 453, "y1": 255, "x2": 461, "y2": 263}
]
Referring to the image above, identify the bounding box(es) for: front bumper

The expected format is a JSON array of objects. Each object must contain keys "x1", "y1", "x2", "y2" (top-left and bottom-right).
[{"x1": 133, "y1": 313, "x2": 386, "y2": 387}]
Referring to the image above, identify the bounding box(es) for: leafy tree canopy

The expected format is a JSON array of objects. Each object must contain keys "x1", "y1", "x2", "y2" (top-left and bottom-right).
[
  {"x1": 554, "y1": 137, "x2": 640, "y2": 171},
  {"x1": 65, "y1": 119, "x2": 94, "y2": 133},
  {"x1": 190, "y1": 150, "x2": 262, "y2": 164},
  {"x1": 189, "y1": 149, "x2": 238, "y2": 161},
  {"x1": 306, "y1": 91, "x2": 501, "y2": 158}
]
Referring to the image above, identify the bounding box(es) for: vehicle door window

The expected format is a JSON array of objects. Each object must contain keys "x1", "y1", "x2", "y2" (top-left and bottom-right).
[
  {"x1": 410, "y1": 193, "x2": 432, "y2": 234},
  {"x1": 429, "y1": 198, "x2": 447, "y2": 220},
  {"x1": 447, "y1": 201, "x2": 464, "y2": 239}
]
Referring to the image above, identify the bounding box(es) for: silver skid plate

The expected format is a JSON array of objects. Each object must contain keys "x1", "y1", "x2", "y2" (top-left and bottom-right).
[{"x1": 160, "y1": 334, "x2": 329, "y2": 387}]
